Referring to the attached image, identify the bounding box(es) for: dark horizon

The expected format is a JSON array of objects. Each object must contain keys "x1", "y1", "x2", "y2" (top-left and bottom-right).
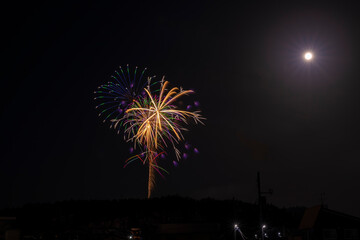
[{"x1": 2, "y1": 1, "x2": 360, "y2": 218}]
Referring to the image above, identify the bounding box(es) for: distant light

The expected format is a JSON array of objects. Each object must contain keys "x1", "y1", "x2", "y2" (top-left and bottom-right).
[
  {"x1": 304, "y1": 52, "x2": 313, "y2": 61},
  {"x1": 234, "y1": 224, "x2": 238, "y2": 229},
  {"x1": 262, "y1": 225, "x2": 266, "y2": 229}
]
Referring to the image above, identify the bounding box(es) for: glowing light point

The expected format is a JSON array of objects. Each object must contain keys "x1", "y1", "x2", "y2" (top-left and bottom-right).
[{"x1": 304, "y1": 52, "x2": 313, "y2": 61}]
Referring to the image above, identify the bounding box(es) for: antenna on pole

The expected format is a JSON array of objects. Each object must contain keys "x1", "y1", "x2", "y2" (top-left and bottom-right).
[{"x1": 320, "y1": 192, "x2": 327, "y2": 208}]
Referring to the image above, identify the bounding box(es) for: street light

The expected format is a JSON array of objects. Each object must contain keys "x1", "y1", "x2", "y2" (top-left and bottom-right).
[
  {"x1": 234, "y1": 224, "x2": 247, "y2": 240},
  {"x1": 261, "y1": 225, "x2": 266, "y2": 240},
  {"x1": 234, "y1": 224, "x2": 238, "y2": 240}
]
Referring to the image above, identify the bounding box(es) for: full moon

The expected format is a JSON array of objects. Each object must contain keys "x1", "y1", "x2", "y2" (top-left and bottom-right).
[{"x1": 304, "y1": 52, "x2": 313, "y2": 61}]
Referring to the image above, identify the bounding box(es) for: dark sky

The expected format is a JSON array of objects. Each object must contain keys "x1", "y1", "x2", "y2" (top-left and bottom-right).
[{"x1": 2, "y1": 1, "x2": 360, "y2": 217}]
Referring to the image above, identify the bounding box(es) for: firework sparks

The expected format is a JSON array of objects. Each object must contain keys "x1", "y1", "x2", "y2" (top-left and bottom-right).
[
  {"x1": 95, "y1": 67, "x2": 204, "y2": 198},
  {"x1": 120, "y1": 79, "x2": 204, "y2": 198},
  {"x1": 94, "y1": 65, "x2": 148, "y2": 132}
]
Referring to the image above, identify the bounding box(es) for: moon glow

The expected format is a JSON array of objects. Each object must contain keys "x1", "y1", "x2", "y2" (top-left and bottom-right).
[{"x1": 304, "y1": 52, "x2": 313, "y2": 61}]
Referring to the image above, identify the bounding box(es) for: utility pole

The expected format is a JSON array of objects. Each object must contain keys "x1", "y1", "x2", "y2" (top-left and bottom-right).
[
  {"x1": 257, "y1": 172, "x2": 263, "y2": 228},
  {"x1": 257, "y1": 172, "x2": 273, "y2": 240}
]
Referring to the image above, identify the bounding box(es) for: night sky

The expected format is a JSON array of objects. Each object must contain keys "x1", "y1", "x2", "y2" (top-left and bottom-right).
[{"x1": 2, "y1": 2, "x2": 360, "y2": 217}]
